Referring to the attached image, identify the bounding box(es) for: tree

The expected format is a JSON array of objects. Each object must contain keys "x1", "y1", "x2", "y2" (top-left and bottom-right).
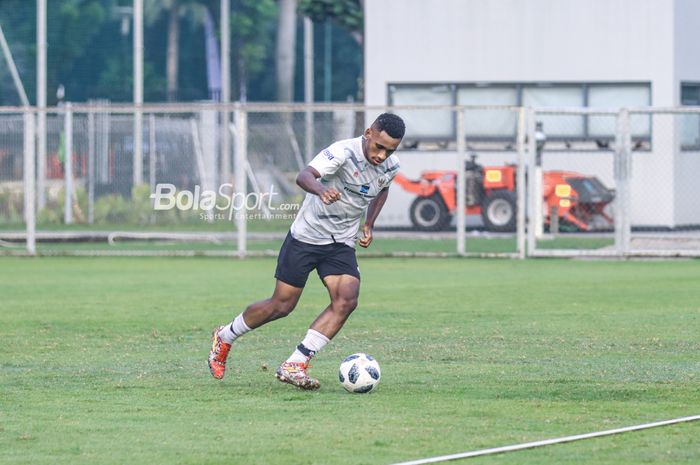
[
  {"x1": 51, "y1": 1, "x2": 109, "y2": 102},
  {"x1": 0, "y1": 1, "x2": 36, "y2": 104},
  {"x1": 231, "y1": 0, "x2": 277, "y2": 102},
  {"x1": 298, "y1": 0, "x2": 363, "y2": 45},
  {"x1": 165, "y1": 0, "x2": 181, "y2": 101},
  {"x1": 144, "y1": 0, "x2": 209, "y2": 101},
  {"x1": 296, "y1": 0, "x2": 363, "y2": 104},
  {"x1": 0, "y1": 0, "x2": 109, "y2": 104},
  {"x1": 276, "y1": 0, "x2": 297, "y2": 102}
]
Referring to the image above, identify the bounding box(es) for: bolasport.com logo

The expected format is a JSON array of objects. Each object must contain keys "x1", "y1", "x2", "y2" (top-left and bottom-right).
[{"x1": 150, "y1": 183, "x2": 300, "y2": 221}]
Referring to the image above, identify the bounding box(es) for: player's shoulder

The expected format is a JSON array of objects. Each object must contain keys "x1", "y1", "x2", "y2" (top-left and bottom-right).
[
  {"x1": 328, "y1": 136, "x2": 361, "y2": 154},
  {"x1": 383, "y1": 153, "x2": 400, "y2": 173},
  {"x1": 324, "y1": 136, "x2": 362, "y2": 162}
]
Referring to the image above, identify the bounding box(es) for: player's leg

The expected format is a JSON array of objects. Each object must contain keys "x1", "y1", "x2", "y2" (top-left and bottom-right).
[
  {"x1": 240, "y1": 280, "x2": 305, "y2": 328},
  {"x1": 311, "y1": 274, "x2": 360, "y2": 338},
  {"x1": 275, "y1": 274, "x2": 359, "y2": 390},
  {"x1": 276, "y1": 245, "x2": 360, "y2": 390},
  {"x1": 310, "y1": 243, "x2": 362, "y2": 339},
  {"x1": 209, "y1": 233, "x2": 316, "y2": 380},
  {"x1": 209, "y1": 280, "x2": 304, "y2": 380}
]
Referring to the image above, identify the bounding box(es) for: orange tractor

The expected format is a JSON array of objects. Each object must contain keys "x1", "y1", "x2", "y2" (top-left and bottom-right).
[{"x1": 394, "y1": 155, "x2": 615, "y2": 232}]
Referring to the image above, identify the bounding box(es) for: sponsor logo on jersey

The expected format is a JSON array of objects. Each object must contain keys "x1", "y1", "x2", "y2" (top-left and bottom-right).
[
  {"x1": 360, "y1": 184, "x2": 370, "y2": 194},
  {"x1": 323, "y1": 149, "x2": 334, "y2": 160}
]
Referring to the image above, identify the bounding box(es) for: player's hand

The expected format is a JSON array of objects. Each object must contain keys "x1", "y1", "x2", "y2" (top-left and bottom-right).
[
  {"x1": 320, "y1": 187, "x2": 341, "y2": 204},
  {"x1": 359, "y1": 224, "x2": 373, "y2": 248}
]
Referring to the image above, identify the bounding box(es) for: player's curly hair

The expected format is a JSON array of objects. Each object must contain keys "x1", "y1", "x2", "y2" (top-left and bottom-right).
[{"x1": 372, "y1": 113, "x2": 405, "y2": 139}]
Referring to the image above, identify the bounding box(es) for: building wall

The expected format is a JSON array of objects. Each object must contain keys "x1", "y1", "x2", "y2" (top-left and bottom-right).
[
  {"x1": 366, "y1": 0, "x2": 674, "y2": 105},
  {"x1": 673, "y1": 0, "x2": 700, "y2": 226},
  {"x1": 366, "y1": 0, "x2": 700, "y2": 228},
  {"x1": 674, "y1": 0, "x2": 700, "y2": 84}
]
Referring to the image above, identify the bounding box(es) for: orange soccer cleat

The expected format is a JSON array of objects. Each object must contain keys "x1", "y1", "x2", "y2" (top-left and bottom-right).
[{"x1": 208, "y1": 326, "x2": 232, "y2": 380}]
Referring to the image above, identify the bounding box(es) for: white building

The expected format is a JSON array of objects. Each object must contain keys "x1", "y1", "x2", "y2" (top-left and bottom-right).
[{"x1": 365, "y1": 0, "x2": 700, "y2": 229}]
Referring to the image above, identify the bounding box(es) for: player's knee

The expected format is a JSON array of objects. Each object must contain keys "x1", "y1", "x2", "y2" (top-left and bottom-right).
[
  {"x1": 272, "y1": 298, "x2": 297, "y2": 318},
  {"x1": 334, "y1": 296, "x2": 358, "y2": 315}
]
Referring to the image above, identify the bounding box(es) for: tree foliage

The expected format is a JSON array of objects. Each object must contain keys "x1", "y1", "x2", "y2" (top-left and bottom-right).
[
  {"x1": 0, "y1": 0, "x2": 109, "y2": 104},
  {"x1": 298, "y1": 0, "x2": 362, "y2": 44},
  {"x1": 0, "y1": 0, "x2": 362, "y2": 104},
  {"x1": 231, "y1": 0, "x2": 277, "y2": 101}
]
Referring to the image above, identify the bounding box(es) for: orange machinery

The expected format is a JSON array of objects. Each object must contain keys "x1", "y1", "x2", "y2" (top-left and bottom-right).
[{"x1": 394, "y1": 156, "x2": 614, "y2": 232}]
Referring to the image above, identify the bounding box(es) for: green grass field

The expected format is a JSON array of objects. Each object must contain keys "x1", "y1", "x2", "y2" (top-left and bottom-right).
[
  {"x1": 1, "y1": 234, "x2": 613, "y2": 255},
  {"x1": 1, "y1": 256, "x2": 699, "y2": 465}
]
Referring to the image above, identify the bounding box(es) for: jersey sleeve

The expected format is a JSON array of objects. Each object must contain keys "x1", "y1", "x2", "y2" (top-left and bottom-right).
[{"x1": 308, "y1": 146, "x2": 346, "y2": 178}]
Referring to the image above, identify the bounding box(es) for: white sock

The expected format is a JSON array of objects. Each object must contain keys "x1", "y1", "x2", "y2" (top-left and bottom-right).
[
  {"x1": 218, "y1": 313, "x2": 251, "y2": 344},
  {"x1": 286, "y1": 329, "x2": 330, "y2": 363}
]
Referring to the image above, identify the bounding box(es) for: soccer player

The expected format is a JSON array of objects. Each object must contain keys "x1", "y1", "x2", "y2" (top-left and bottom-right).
[{"x1": 208, "y1": 113, "x2": 405, "y2": 390}]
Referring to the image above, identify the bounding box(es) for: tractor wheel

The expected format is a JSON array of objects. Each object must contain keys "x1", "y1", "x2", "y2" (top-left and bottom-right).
[
  {"x1": 481, "y1": 190, "x2": 517, "y2": 232},
  {"x1": 409, "y1": 195, "x2": 451, "y2": 231}
]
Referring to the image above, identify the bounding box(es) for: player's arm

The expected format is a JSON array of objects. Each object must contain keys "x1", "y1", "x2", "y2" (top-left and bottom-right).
[
  {"x1": 296, "y1": 166, "x2": 341, "y2": 205},
  {"x1": 359, "y1": 187, "x2": 390, "y2": 248}
]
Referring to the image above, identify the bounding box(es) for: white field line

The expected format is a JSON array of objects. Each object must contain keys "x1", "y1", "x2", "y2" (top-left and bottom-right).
[{"x1": 389, "y1": 415, "x2": 700, "y2": 465}]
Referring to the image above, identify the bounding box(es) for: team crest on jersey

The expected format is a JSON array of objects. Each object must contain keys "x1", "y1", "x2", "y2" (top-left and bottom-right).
[{"x1": 377, "y1": 175, "x2": 389, "y2": 188}]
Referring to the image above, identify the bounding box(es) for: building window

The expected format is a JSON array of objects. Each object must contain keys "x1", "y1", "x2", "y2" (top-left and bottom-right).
[
  {"x1": 389, "y1": 84, "x2": 453, "y2": 140},
  {"x1": 588, "y1": 85, "x2": 651, "y2": 138},
  {"x1": 387, "y1": 82, "x2": 651, "y2": 149},
  {"x1": 681, "y1": 83, "x2": 700, "y2": 104},
  {"x1": 521, "y1": 85, "x2": 585, "y2": 137},
  {"x1": 680, "y1": 83, "x2": 700, "y2": 150},
  {"x1": 457, "y1": 85, "x2": 518, "y2": 138}
]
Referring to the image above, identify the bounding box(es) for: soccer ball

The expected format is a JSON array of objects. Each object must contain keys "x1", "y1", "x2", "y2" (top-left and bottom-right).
[{"x1": 338, "y1": 353, "x2": 381, "y2": 393}]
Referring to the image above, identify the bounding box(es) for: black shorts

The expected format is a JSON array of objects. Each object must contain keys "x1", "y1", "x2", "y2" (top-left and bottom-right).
[{"x1": 274, "y1": 232, "x2": 360, "y2": 288}]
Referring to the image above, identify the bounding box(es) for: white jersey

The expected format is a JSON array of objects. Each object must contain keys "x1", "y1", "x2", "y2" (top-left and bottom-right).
[{"x1": 290, "y1": 136, "x2": 400, "y2": 247}]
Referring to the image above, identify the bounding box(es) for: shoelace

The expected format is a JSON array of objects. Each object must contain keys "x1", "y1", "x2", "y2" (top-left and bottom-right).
[
  {"x1": 214, "y1": 340, "x2": 231, "y2": 361},
  {"x1": 285, "y1": 361, "x2": 313, "y2": 373}
]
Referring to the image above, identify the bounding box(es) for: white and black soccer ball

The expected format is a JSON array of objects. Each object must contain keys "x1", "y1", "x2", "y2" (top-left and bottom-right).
[{"x1": 338, "y1": 353, "x2": 381, "y2": 393}]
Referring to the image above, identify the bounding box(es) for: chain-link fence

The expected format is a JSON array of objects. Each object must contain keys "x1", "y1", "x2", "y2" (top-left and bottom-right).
[
  {"x1": 0, "y1": 109, "x2": 34, "y2": 253},
  {"x1": 527, "y1": 107, "x2": 700, "y2": 257},
  {"x1": 2, "y1": 103, "x2": 699, "y2": 257},
  {"x1": 524, "y1": 108, "x2": 620, "y2": 256},
  {"x1": 625, "y1": 108, "x2": 700, "y2": 256}
]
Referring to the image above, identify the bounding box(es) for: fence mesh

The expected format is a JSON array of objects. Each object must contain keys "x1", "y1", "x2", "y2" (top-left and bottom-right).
[
  {"x1": 0, "y1": 111, "x2": 26, "y2": 252},
  {"x1": 625, "y1": 110, "x2": 700, "y2": 255},
  {"x1": 528, "y1": 107, "x2": 700, "y2": 257},
  {"x1": 2, "y1": 103, "x2": 699, "y2": 257},
  {"x1": 527, "y1": 109, "x2": 619, "y2": 256}
]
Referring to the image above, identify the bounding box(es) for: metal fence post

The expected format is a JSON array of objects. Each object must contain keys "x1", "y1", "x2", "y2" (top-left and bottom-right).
[
  {"x1": 221, "y1": 109, "x2": 231, "y2": 185},
  {"x1": 614, "y1": 109, "x2": 632, "y2": 256},
  {"x1": 133, "y1": 0, "x2": 143, "y2": 187},
  {"x1": 234, "y1": 105, "x2": 248, "y2": 255},
  {"x1": 526, "y1": 108, "x2": 537, "y2": 257},
  {"x1": 515, "y1": 107, "x2": 526, "y2": 259},
  {"x1": 622, "y1": 112, "x2": 632, "y2": 254},
  {"x1": 37, "y1": 0, "x2": 47, "y2": 211},
  {"x1": 37, "y1": 109, "x2": 46, "y2": 212},
  {"x1": 23, "y1": 109, "x2": 36, "y2": 255},
  {"x1": 149, "y1": 113, "x2": 157, "y2": 224},
  {"x1": 88, "y1": 109, "x2": 95, "y2": 224},
  {"x1": 304, "y1": 17, "x2": 314, "y2": 163},
  {"x1": 64, "y1": 102, "x2": 73, "y2": 225},
  {"x1": 220, "y1": 0, "x2": 231, "y2": 186},
  {"x1": 456, "y1": 108, "x2": 466, "y2": 255}
]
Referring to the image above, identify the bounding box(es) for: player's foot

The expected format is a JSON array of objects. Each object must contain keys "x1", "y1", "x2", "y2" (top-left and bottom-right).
[
  {"x1": 208, "y1": 326, "x2": 231, "y2": 379},
  {"x1": 275, "y1": 361, "x2": 320, "y2": 390}
]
